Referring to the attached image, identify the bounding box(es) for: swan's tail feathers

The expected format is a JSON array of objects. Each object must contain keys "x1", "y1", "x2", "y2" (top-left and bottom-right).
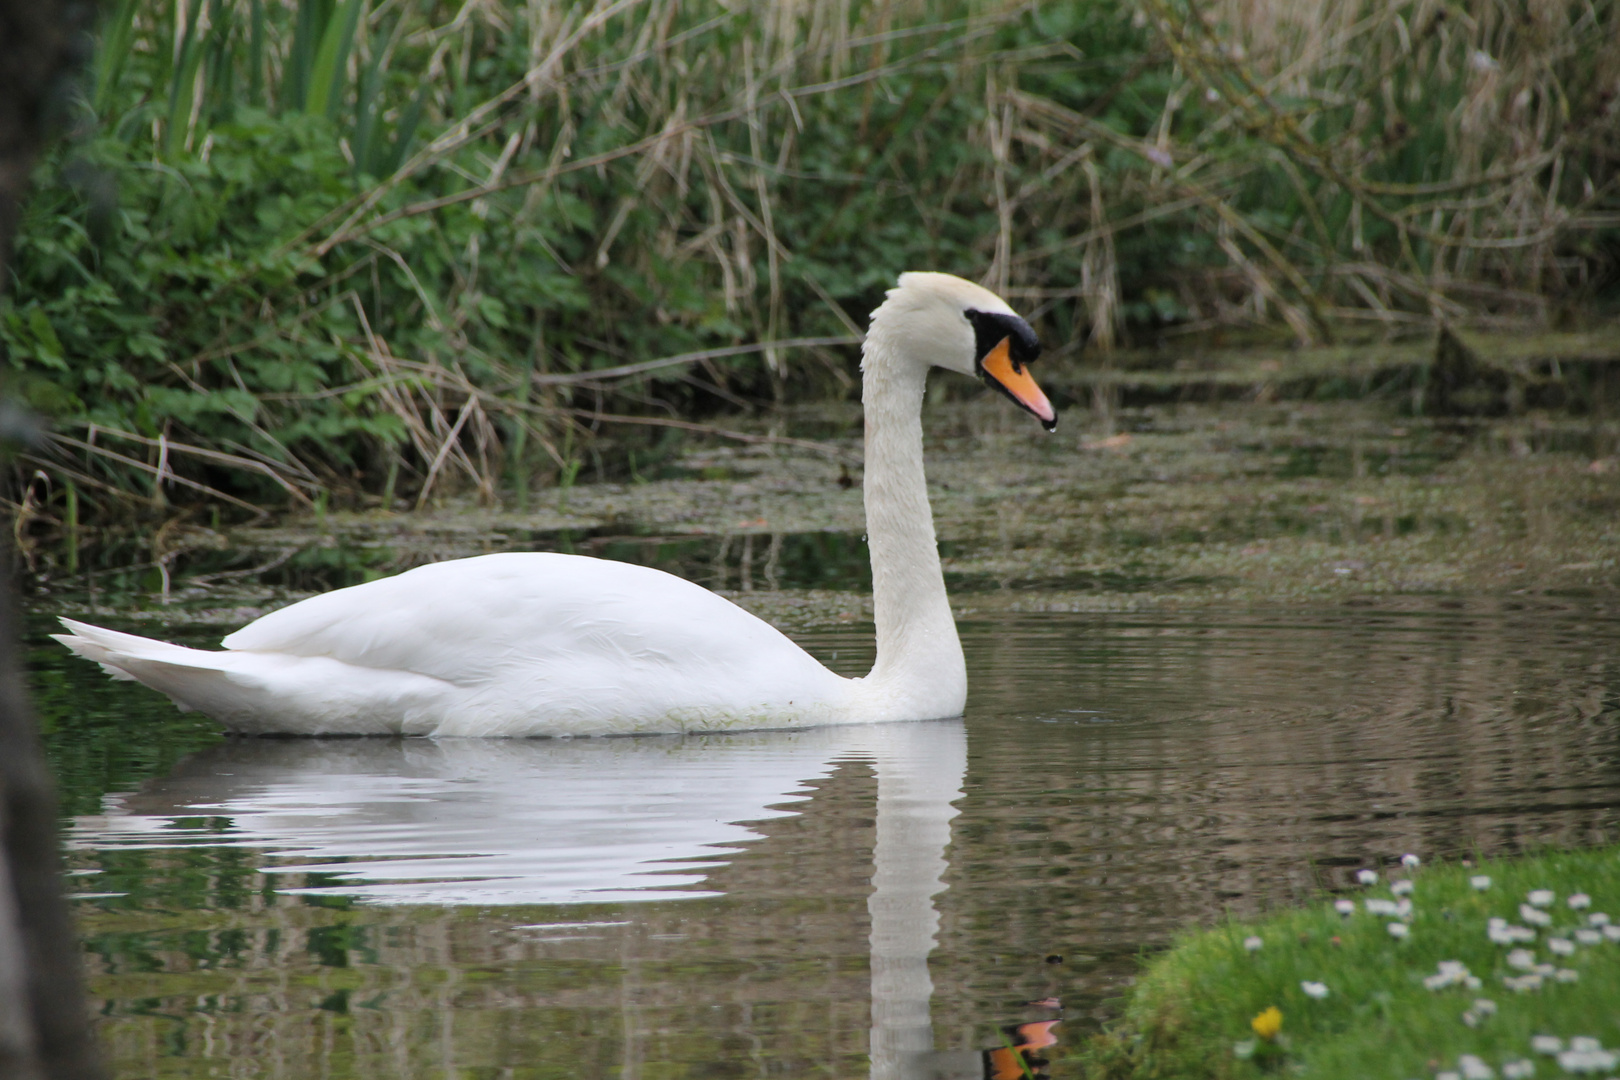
[
  {"x1": 54, "y1": 619, "x2": 191, "y2": 684},
  {"x1": 53, "y1": 618, "x2": 448, "y2": 735},
  {"x1": 52, "y1": 618, "x2": 260, "y2": 716}
]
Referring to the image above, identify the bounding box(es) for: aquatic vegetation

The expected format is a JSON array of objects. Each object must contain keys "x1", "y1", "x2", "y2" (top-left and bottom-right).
[
  {"x1": 15, "y1": 385, "x2": 1615, "y2": 612},
  {"x1": 1079, "y1": 846, "x2": 1620, "y2": 1079}
]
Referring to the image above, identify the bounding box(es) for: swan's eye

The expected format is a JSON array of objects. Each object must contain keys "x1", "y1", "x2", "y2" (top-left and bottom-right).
[{"x1": 964, "y1": 309, "x2": 1042, "y2": 371}]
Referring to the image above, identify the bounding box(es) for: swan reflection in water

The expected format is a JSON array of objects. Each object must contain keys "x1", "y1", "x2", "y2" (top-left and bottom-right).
[{"x1": 70, "y1": 720, "x2": 1054, "y2": 1078}]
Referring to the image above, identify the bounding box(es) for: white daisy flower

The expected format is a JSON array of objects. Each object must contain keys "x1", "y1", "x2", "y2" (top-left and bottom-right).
[
  {"x1": 1556, "y1": 1040, "x2": 1616, "y2": 1072},
  {"x1": 1425, "y1": 960, "x2": 1472, "y2": 990},
  {"x1": 1487, "y1": 920, "x2": 1536, "y2": 944},
  {"x1": 1520, "y1": 904, "x2": 1552, "y2": 927}
]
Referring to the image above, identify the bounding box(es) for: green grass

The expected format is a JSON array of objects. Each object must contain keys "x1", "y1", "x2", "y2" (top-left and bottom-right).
[{"x1": 1080, "y1": 847, "x2": 1620, "y2": 1079}]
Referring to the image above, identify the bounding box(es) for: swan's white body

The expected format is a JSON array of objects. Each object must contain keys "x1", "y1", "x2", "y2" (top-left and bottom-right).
[
  {"x1": 55, "y1": 272, "x2": 1054, "y2": 736},
  {"x1": 59, "y1": 556, "x2": 862, "y2": 735}
]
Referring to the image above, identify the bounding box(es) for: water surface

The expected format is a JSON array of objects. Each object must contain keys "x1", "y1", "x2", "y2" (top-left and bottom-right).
[{"x1": 36, "y1": 600, "x2": 1620, "y2": 1079}]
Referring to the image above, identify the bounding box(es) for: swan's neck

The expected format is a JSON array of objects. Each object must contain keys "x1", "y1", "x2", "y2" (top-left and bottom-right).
[{"x1": 859, "y1": 334, "x2": 966, "y2": 718}]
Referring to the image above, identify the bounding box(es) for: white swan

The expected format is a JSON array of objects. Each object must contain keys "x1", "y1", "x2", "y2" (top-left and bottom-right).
[{"x1": 54, "y1": 271, "x2": 1056, "y2": 736}]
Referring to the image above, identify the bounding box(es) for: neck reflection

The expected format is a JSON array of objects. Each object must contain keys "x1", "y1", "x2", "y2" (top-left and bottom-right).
[{"x1": 856, "y1": 722, "x2": 964, "y2": 1079}]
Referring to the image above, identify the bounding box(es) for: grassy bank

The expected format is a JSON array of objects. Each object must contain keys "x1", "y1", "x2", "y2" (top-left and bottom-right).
[
  {"x1": 1077, "y1": 845, "x2": 1620, "y2": 1079},
  {"x1": 3, "y1": 0, "x2": 1617, "y2": 526}
]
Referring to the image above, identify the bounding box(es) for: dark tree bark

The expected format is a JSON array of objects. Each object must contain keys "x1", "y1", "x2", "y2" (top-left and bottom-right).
[
  {"x1": 1, "y1": 3, "x2": 89, "y2": 265},
  {"x1": 0, "y1": 1, "x2": 108, "y2": 1079}
]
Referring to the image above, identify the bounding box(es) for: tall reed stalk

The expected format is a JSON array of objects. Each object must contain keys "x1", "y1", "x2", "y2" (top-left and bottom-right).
[{"x1": 2, "y1": 0, "x2": 1614, "y2": 535}]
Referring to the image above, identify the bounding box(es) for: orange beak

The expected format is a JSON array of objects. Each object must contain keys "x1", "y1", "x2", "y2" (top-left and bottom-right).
[{"x1": 981, "y1": 337, "x2": 1056, "y2": 430}]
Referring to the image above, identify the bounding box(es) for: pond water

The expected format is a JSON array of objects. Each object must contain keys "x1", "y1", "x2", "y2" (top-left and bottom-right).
[{"x1": 31, "y1": 594, "x2": 1620, "y2": 1079}]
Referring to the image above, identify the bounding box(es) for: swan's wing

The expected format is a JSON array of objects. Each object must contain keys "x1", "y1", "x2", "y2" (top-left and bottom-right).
[
  {"x1": 222, "y1": 552, "x2": 837, "y2": 693},
  {"x1": 59, "y1": 554, "x2": 856, "y2": 736}
]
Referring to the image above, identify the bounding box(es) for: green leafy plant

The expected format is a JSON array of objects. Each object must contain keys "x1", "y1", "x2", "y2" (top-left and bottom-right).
[{"x1": 2, "y1": 0, "x2": 1613, "y2": 538}]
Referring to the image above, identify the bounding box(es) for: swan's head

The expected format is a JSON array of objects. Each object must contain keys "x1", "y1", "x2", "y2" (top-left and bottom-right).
[{"x1": 865, "y1": 271, "x2": 1057, "y2": 430}]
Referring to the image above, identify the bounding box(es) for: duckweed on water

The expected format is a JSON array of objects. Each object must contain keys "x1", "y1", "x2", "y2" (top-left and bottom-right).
[
  {"x1": 23, "y1": 398, "x2": 1620, "y2": 632},
  {"x1": 1079, "y1": 846, "x2": 1620, "y2": 1079}
]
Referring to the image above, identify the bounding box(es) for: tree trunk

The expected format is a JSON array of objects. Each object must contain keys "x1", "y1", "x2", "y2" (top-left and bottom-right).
[{"x1": 0, "y1": 0, "x2": 109, "y2": 1077}]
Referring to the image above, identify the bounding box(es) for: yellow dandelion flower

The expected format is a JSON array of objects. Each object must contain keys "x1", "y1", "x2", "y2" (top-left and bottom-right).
[{"x1": 1251, "y1": 1006, "x2": 1282, "y2": 1041}]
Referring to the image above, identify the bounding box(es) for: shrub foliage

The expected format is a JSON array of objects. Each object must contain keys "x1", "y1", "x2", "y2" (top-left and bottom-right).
[{"x1": 4, "y1": 0, "x2": 1616, "y2": 520}]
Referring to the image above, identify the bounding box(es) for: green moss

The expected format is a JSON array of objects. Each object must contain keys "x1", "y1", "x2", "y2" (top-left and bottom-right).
[{"x1": 1075, "y1": 847, "x2": 1620, "y2": 1079}]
